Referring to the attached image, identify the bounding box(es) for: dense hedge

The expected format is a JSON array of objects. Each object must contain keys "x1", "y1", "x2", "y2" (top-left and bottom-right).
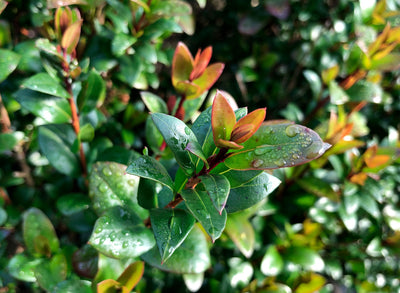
[{"x1": 1, "y1": 0, "x2": 400, "y2": 292}]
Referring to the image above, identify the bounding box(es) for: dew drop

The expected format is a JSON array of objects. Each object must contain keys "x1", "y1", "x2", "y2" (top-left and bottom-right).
[
  {"x1": 292, "y1": 153, "x2": 300, "y2": 160},
  {"x1": 122, "y1": 241, "x2": 129, "y2": 248},
  {"x1": 274, "y1": 158, "x2": 286, "y2": 167},
  {"x1": 127, "y1": 179, "x2": 136, "y2": 186},
  {"x1": 99, "y1": 237, "x2": 106, "y2": 244},
  {"x1": 252, "y1": 159, "x2": 264, "y2": 168},
  {"x1": 109, "y1": 232, "x2": 117, "y2": 241},
  {"x1": 184, "y1": 127, "x2": 191, "y2": 135},
  {"x1": 285, "y1": 125, "x2": 301, "y2": 137},
  {"x1": 95, "y1": 226, "x2": 103, "y2": 233},
  {"x1": 98, "y1": 182, "x2": 109, "y2": 193},
  {"x1": 102, "y1": 167, "x2": 112, "y2": 176},
  {"x1": 254, "y1": 147, "x2": 271, "y2": 156}
]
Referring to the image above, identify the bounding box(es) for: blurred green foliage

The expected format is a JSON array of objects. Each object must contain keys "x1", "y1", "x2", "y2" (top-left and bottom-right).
[{"x1": 1, "y1": 0, "x2": 400, "y2": 292}]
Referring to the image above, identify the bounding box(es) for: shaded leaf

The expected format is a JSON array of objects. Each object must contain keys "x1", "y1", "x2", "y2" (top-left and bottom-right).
[
  {"x1": 224, "y1": 123, "x2": 330, "y2": 170},
  {"x1": 297, "y1": 177, "x2": 340, "y2": 202},
  {"x1": 150, "y1": 208, "x2": 195, "y2": 262},
  {"x1": 295, "y1": 273, "x2": 326, "y2": 293},
  {"x1": 7, "y1": 254, "x2": 42, "y2": 282},
  {"x1": 283, "y1": 246, "x2": 324, "y2": 271},
  {"x1": 77, "y1": 69, "x2": 106, "y2": 113},
  {"x1": 141, "y1": 225, "x2": 210, "y2": 274},
  {"x1": 89, "y1": 206, "x2": 155, "y2": 259},
  {"x1": 126, "y1": 155, "x2": 174, "y2": 191},
  {"x1": 56, "y1": 193, "x2": 90, "y2": 216},
  {"x1": 52, "y1": 280, "x2": 92, "y2": 293},
  {"x1": 23, "y1": 208, "x2": 59, "y2": 257},
  {"x1": 181, "y1": 188, "x2": 227, "y2": 241},
  {"x1": 35, "y1": 254, "x2": 67, "y2": 292},
  {"x1": 141, "y1": 91, "x2": 168, "y2": 114},
  {"x1": 89, "y1": 162, "x2": 147, "y2": 219}
]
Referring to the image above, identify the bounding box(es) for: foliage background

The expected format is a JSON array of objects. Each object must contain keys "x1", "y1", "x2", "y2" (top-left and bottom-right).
[{"x1": 1, "y1": 0, "x2": 400, "y2": 292}]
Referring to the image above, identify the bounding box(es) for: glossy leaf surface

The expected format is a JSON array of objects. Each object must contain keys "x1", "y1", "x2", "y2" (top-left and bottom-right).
[
  {"x1": 0, "y1": 49, "x2": 21, "y2": 82},
  {"x1": 224, "y1": 123, "x2": 330, "y2": 170},
  {"x1": 126, "y1": 155, "x2": 174, "y2": 191},
  {"x1": 142, "y1": 225, "x2": 210, "y2": 274},
  {"x1": 89, "y1": 206, "x2": 155, "y2": 259},
  {"x1": 199, "y1": 174, "x2": 230, "y2": 213},
  {"x1": 211, "y1": 91, "x2": 236, "y2": 143},
  {"x1": 152, "y1": 113, "x2": 198, "y2": 175},
  {"x1": 23, "y1": 72, "x2": 70, "y2": 99},
  {"x1": 150, "y1": 208, "x2": 195, "y2": 262},
  {"x1": 35, "y1": 254, "x2": 67, "y2": 292},
  {"x1": 141, "y1": 91, "x2": 168, "y2": 114},
  {"x1": 181, "y1": 188, "x2": 227, "y2": 241},
  {"x1": 117, "y1": 261, "x2": 145, "y2": 291},
  {"x1": 225, "y1": 172, "x2": 281, "y2": 213},
  {"x1": 260, "y1": 245, "x2": 284, "y2": 276},
  {"x1": 89, "y1": 162, "x2": 147, "y2": 219}
]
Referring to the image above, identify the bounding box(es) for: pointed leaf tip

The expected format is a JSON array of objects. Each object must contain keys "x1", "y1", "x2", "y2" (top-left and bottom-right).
[{"x1": 212, "y1": 91, "x2": 236, "y2": 144}]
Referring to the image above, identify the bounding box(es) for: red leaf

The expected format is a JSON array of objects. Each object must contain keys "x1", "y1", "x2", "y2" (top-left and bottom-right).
[
  {"x1": 212, "y1": 91, "x2": 236, "y2": 144},
  {"x1": 232, "y1": 108, "x2": 266, "y2": 143},
  {"x1": 190, "y1": 46, "x2": 212, "y2": 81},
  {"x1": 189, "y1": 63, "x2": 224, "y2": 99},
  {"x1": 172, "y1": 42, "x2": 194, "y2": 88}
]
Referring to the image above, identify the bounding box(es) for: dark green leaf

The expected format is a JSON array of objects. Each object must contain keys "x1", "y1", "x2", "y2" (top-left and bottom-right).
[
  {"x1": 150, "y1": 208, "x2": 195, "y2": 262},
  {"x1": 225, "y1": 213, "x2": 255, "y2": 258},
  {"x1": 117, "y1": 55, "x2": 141, "y2": 87},
  {"x1": 38, "y1": 124, "x2": 80, "y2": 177},
  {"x1": 79, "y1": 123, "x2": 95, "y2": 142},
  {"x1": 181, "y1": 188, "x2": 227, "y2": 241},
  {"x1": 23, "y1": 208, "x2": 59, "y2": 257},
  {"x1": 72, "y1": 244, "x2": 99, "y2": 279},
  {"x1": 199, "y1": 174, "x2": 230, "y2": 213},
  {"x1": 142, "y1": 225, "x2": 210, "y2": 274},
  {"x1": 224, "y1": 123, "x2": 331, "y2": 170},
  {"x1": 89, "y1": 206, "x2": 155, "y2": 259},
  {"x1": 111, "y1": 33, "x2": 137, "y2": 57},
  {"x1": 225, "y1": 172, "x2": 281, "y2": 213},
  {"x1": 297, "y1": 177, "x2": 340, "y2": 202},
  {"x1": 141, "y1": 91, "x2": 168, "y2": 114},
  {"x1": 89, "y1": 162, "x2": 147, "y2": 219},
  {"x1": 145, "y1": 117, "x2": 164, "y2": 153},
  {"x1": 186, "y1": 141, "x2": 209, "y2": 169},
  {"x1": 0, "y1": 49, "x2": 21, "y2": 82},
  {"x1": 126, "y1": 155, "x2": 174, "y2": 191},
  {"x1": 152, "y1": 113, "x2": 198, "y2": 175},
  {"x1": 78, "y1": 69, "x2": 106, "y2": 113},
  {"x1": 35, "y1": 254, "x2": 67, "y2": 292},
  {"x1": 56, "y1": 193, "x2": 90, "y2": 216},
  {"x1": 0, "y1": 132, "x2": 24, "y2": 152},
  {"x1": 260, "y1": 245, "x2": 284, "y2": 276},
  {"x1": 14, "y1": 89, "x2": 72, "y2": 123},
  {"x1": 23, "y1": 72, "x2": 70, "y2": 99},
  {"x1": 345, "y1": 80, "x2": 384, "y2": 104}
]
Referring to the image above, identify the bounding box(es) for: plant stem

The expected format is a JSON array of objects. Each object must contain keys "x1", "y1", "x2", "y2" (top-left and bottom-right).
[{"x1": 0, "y1": 93, "x2": 11, "y2": 133}]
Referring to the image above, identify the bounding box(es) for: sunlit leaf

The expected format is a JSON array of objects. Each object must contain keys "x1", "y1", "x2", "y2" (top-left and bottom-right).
[
  {"x1": 117, "y1": 261, "x2": 145, "y2": 291},
  {"x1": 211, "y1": 91, "x2": 236, "y2": 144},
  {"x1": 225, "y1": 213, "x2": 255, "y2": 258},
  {"x1": 260, "y1": 245, "x2": 284, "y2": 276},
  {"x1": 172, "y1": 42, "x2": 193, "y2": 88},
  {"x1": 23, "y1": 72, "x2": 70, "y2": 99},
  {"x1": 231, "y1": 108, "x2": 266, "y2": 143},
  {"x1": 0, "y1": 49, "x2": 21, "y2": 83},
  {"x1": 61, "y1": 20, "x2": 82, "y2": 54},
  {"x1": 199, "y1": 174, "x2": 230, "y2": 213}
]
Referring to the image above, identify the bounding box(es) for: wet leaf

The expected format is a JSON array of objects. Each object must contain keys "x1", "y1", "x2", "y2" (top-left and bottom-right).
[
  {"x1": 7, "y1": 254, "x2": 42, "y2": 282},
  {"x1": 150, "y1": 208, "x2": 195, "y2": 262},
  {"x1": 142, "y1": 225, "x2": 210, "y2": 274},
  {"x1": 224, "y1": 123, "x2": 330, "y2": 170},
  {"x1": 23, "y1": 72, "x2": 70, "y2": 99},
  {"x1": 225, "y1": 172, "x2": 281, "y2": 213},
  {"x1": 89, "y1": 206, "x2": 155, "y2": 259},
  {"x1": 181, "y1": 188, "x2": 227, "y2": 242},
  {"x1": 0, "y1": 49, "x2": 21, "y2": 83},
  {"x1": 14, "y1": 89, "x2": 72, "y2": 123},
  {"x1": 199, "y1": 174, "x2": 230, "y2": 213},
  {"x1": 152, "y1": 113, "x2": 198, "y2": 175},
  {"x1": 35, "y1": 254, "x2": 68, "y2": 292},
  {"x1": 56, "y1": 193, "x2": 90, "y2": 216},
  {"x1": 89, "y1": 162, "x2": 147, "y2": 219},
  {"x1": 52, "y1": 280, "x2": 92, "y2": 293},
  {"x1": 225, "y1": 213, "x2": 255, "y2": 258},
  {"x1": 126, "y1": 155, "x2": 174, "y2": 191},
  {"x1": 23, "y1": 208, "x2": 59, "y2": 257}
]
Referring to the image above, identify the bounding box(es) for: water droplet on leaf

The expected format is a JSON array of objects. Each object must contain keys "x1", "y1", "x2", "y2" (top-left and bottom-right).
[{"x1": 252, "y1": 159, "x2": 264, "y2": 168}]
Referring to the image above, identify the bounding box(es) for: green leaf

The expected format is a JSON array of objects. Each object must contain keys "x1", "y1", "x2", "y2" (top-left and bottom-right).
[
  {"x1": 0, "y1": 131, "x2": 24, "y2": 152},
  {"x1": 150, "y1": 208, "x2": 195, "y2": 262},
  {"x1": 345, "y1": 80, "x2": 384, "y2": 103},
  {"x1": 329, "y1": 80, "x2": 349, "y2": 105},
  {"x1": 283, "y1": 246, "x2": 324, "y2": 271},
  {"x1": 23, "y1": 72, "x2": 70, "y2": 99},
  {"x1": 142, "y1": 225, "x2": 210, "y2": 274},
  {"x1": 181, "y1": 188, "x2": 227, "y2": 242},
  {"x1": 79, "y1": 123, "x2": 95, "y2": 142},
  {"x1": 224, "y1": 123, "x2": 331, "y2": 170},
  {"x1": 117, "y1": 261, "x2": 145, "y2": 291},
  {"x1": 225, "y1": 172, "x2": 281, "y2": 213},
  {"x1": 56, "y1": 193, "x2": 90, "y2": 216},
  {"x1": 145, "y1": 117, "x2": 164, "y2": 153},
  {"x1": 7, "y1": 254, "x2": 42, "y2": 282},
  {"x1": 78, "y1": 69, "x2": 106, "y2": 113},
  {"x1": 141, "y1": 91, "x2": 168, "y2": 114},
  {"x1": 225, "y1": 212, "x2": 255, "y2": 258},
  {"x1": 35, "y1": 254, "x2": 68, "y2": 292},
  {"x1": 89, "y1": 206, "x2": 155, "y2": 259},
  {"x1": 0, "y1": 49, "x2": 21, "y2": 82},
  {"x1": 370, "y1": 52, "x2": 400, "y2": 71},
  {"x1": 260, "y1": 245, "x2": 284, "y2": 276},
  {"x1": 89, "y1": 162, "x2": 147, "y2": 219},
  {"x1": 111, "y1": 33, "x2": 137, "y2": 57},
  {"x1": 52, "y1": 280, "x2": 92, "y2": 293},
  {"x1": 303, "y1": 70, "x2": 322, "y2": 98},
  {"x1": 94, "y1": 253, "x2": 132, "y2": 285},
  {"x1": 126, "y1": 155, "x2": 174, "y2": 191},
  {"x1": 23, "y1": 208, "x2": 59, "y2": 257},
  {"x1": 199, "y1": 174, "x2": 230, "y2": 213},
  {"x1": 117, "y1": 55, "x2": 141, "y2": 87},
  {"x1": 14, "y1": 89, "x2": 72, "y2": 123},
  {"x1": 186, "y1": 141, "x2": 209, "y2": 169},
  {"x1": 38, "y1": 124, "x2": 80, "y2": 177},
  {"x1": 152, "y1": 113, "x2": 199, "y2": 175}
]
